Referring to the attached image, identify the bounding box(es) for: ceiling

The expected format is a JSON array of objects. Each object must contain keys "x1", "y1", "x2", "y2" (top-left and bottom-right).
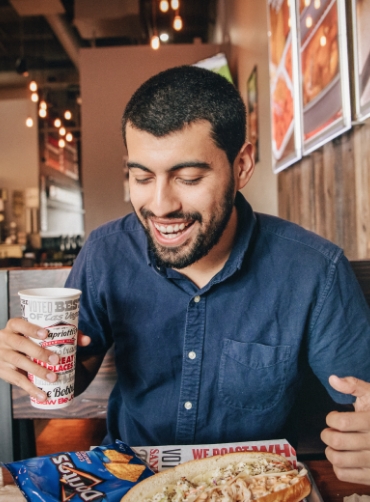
[
  {"x1": 0, "y1": 0, "x2": 217, "y2": 87},
  {"x1": 0, "y1": 0, "x2": 217, "y2": 133}
]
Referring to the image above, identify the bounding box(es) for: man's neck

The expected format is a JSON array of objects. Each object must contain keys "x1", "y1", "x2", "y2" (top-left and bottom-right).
[{"x1": 173, "y1": 208, "x2": 239, "y2": 289}]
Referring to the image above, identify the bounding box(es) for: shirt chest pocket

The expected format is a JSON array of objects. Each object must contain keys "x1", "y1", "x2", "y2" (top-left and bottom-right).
[{"x1": 218, "y1": 339, "x2": 291, "y2": 410}]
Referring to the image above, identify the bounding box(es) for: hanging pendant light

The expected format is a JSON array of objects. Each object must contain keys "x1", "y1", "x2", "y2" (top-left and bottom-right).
[
  {"x1": 150, "y1": 34, "x2": 160, "y2": 49},
  {"x1": 159, "y1": 0, "x2": 169, "y2": 12},
  {"x1": 173, "y1": 14, "x2": 183, "y2": 31}
]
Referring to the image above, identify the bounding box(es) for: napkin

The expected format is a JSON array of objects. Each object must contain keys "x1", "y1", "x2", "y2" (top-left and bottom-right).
[
  {"x1": 0, "y1": 485, "x2": 25, "y2": 501},
  {"x1": 344, "y1": 495, "x2": 370, "y2": 501}
]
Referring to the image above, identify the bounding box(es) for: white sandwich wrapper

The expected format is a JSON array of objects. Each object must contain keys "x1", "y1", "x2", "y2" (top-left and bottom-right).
[{"x1": 132, "y1": 438, "x2": 297, "y2": 472}]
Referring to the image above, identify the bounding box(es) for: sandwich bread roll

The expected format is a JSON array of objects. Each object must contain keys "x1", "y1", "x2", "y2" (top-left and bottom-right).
[{"x1": 121, "y1": 451, "x2": 311, "y2": 502}]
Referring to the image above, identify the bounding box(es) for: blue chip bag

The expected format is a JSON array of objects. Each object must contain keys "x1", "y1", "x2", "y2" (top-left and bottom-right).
[{"x1": 3, "y1": 440, "x2": 154, "y2": 501}]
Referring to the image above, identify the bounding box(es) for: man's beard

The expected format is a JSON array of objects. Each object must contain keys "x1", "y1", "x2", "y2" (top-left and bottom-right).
[{"x1": 134, "y1": 175, "x2": 236, "y2": 269}]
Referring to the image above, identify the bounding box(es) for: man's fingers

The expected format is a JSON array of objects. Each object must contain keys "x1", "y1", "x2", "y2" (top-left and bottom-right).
[
  {"x1": 321, "y1": 427, "x2": 370, "y2": 450},
  {"x1": 6, "y1": 318, "x2": 48, "y2": 340},
  {"x1": 0, "y1": 366, "x2": 47, "y2": 401},
  {"x1": 327, "y1": 446, "x2": 370, "y2": 486},
  {"x1": 332, "y1": 465, "x2": 370, "y2": 485},
  {"x1": 2, "y1": 348, "x2": 58, "y2": 384},
  {"x1": 325, "y1": 445, "x2": 370, "y2": 468},
  {"x1": 329, "y1": 375, "x2": 370, "y2": 400},
  {"x1": 5, "y1": 333, "x2": 59, "y2": 366},
  {"x1": 77, "y1": 331, "x2": 91, "y2": 347},
  {"x1": 325, "y1": 410, "x2": 370, "y2": 432}
]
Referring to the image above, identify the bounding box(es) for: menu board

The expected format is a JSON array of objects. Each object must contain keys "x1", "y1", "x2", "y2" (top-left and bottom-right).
[
  {"x1": 351, "y1": 0, "x2": 370, "y2": 121},
  {"x1": 268, "y1": 0, "x2": 302, "y2": 172},
  {"x1": 298, "y1": 0, "x2": 351, "y2": 154}
]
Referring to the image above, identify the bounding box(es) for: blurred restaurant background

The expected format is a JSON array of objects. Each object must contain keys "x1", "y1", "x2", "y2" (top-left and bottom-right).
[{"x1": 0, "y1": 0, "x2": 369, "y2": 266}]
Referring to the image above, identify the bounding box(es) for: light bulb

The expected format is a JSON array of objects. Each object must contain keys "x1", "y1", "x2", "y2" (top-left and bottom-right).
[
  {"x1": 39, "y1": 108, "x2": 47, "y2": 118},
  {"x1": 173, "y1": 14, "x2": 183, "y2": 31},
  {"x1": 66, "y1": 132, "x2": 73, "y2": 142},
  {"x1": 54, "y1": 118, "x2": 62, "y2": 128},
  {"x1": 306, "y1": 15, "x2": 313, "y2": 28},
  {"x1": 160, "y1": 32, "x2": 169, "y2": 42},
  {"x1": 314, "y1": 0, "x2": 321, "y2": 7},
  {"x1": 171, "y1": 0, "x2": 179, "y2": 9},
  {"x1": 29, "y1": 81, "x2": 37, "y2": 92},
  {"x1": 320, "y1": 35, "x2": 327, "y2": 46},
  {"x1": 159, "y1": 0, "x2": 169, "y2": 12},
  {"x1": 64, "y1": 110, "x2": 72, "y2": 120},
  {"x1": 40, "y1": 100, "x2": 47, "y2": 110},
  {"x1": 31, "y1": 92, "x2": 39, "y2": 102},
  {"x1": 26, "y1": 117, "x2": 33, "y2": 127},
  {"x1": 58, "y1": 138, "x2": 65, "y2": 148},
  {"x1": 59, "y1": 126, "x2": 66, "y2": 136},
  {"x1": 150, "y1": 35, "x2": 160, "y2": 50}
]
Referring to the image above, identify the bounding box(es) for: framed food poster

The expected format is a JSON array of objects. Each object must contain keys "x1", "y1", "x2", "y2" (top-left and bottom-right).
[
  {"x1": 351, "y1": 0, "x2": 370, "y2": 121},
  {"x1": 298, "y1": 0, "x2": 351, "y2": 155},
  {"x1": 247, "y1": 66, "x2": 259, "y2": 163},
  {"x1": 268, "y1": 0, "x2": 302, "y2": 173}
]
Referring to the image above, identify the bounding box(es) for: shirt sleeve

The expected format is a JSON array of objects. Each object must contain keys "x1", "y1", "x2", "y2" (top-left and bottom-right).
[
  {"x1": 308, "y1": 253, "x2": 370, "y2": 404},
  {"x1": 65, "y1": 236, "x2": 113, "y2": 357}
]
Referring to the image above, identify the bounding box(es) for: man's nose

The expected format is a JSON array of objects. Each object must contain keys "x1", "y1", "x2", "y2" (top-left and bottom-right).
[{"x1": 151, "y1": 180, "x2": 181, "y2": 216}]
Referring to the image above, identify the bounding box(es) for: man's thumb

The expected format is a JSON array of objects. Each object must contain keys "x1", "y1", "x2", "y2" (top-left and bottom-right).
[{"x1": 329, "y1": 375, "x2": 369, "y2": 399}]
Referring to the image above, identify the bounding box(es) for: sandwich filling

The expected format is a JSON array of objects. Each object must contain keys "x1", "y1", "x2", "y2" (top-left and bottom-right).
[{"x1": 144, "y1": 458, "x2": 308, "y2": 502}]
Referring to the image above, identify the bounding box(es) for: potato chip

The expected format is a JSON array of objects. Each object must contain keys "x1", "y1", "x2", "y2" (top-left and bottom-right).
[
  {"x1": 105, "y1": 462, "x2": 146, "y2": 482},
  {"x1": 104, "y1": 450, "x2": 133, "y2": 464}
]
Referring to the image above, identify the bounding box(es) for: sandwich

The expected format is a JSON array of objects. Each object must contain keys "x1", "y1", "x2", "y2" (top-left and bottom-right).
[{"x1": 121, "y1": 451, "x2": 311, "y2": 501}]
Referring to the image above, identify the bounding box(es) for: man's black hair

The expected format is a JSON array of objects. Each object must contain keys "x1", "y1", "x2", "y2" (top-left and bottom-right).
[{"x1": 122, "y1": 65, "x2": 247, "y2": 166}]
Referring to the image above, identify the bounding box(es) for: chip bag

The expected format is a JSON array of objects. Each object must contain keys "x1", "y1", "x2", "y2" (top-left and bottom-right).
[{"x1": 3, "y1": 440, "x2": 154, "y2": 502}]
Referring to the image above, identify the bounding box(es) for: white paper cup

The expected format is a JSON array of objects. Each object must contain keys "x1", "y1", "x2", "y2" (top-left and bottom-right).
[{"x1": 18, "y1": 287, "x2": 82, "y2": 410}]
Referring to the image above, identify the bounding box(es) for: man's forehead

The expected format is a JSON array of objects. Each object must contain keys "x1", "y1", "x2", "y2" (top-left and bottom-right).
[{"x1": 125, "y1": 120, "x2": 213, "y2": 143}]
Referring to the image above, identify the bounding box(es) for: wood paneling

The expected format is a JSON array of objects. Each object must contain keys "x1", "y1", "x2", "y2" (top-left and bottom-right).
[{"x1": 278, "y1": 122, "x2": 370, "y2": 259}]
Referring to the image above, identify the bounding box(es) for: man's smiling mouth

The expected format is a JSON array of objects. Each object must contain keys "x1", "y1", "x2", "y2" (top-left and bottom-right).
[{"x1": 153, "y1": 221, "x2": 193, "y2": 239}]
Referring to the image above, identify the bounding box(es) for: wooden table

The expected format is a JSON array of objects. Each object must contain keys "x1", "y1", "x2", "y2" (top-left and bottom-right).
[
  {"x1": 305, "y1": 459, "x2": 370, "y2": 501},
  {"x1": 2, "y1": 459, "x2": 370, "y2": 501}
]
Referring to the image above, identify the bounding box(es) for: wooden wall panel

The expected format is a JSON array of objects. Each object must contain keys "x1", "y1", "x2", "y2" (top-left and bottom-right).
[{"x1": 278, "y1": 122, "x2": 370, "y2": 260}]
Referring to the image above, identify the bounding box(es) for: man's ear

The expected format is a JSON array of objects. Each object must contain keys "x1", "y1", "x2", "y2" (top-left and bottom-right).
[{"x1": 234, "y1": 142, "x2": 255, "y2": 190}]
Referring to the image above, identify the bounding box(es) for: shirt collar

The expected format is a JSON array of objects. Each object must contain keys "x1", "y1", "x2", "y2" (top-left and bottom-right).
[
  {"x1": 209, "y1": 192, "x2": 256, "y2": 285},
  {"x1": 145, "y1": 192, "x2": 257, "y2": 286}
]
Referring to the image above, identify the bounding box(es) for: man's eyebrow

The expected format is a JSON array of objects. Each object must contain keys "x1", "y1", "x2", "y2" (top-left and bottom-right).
[
  {"x1": 169, "y1": 161, "x2": 211, "y2": 172},
  {"x1": 127, "y1": 161, "x2": 211, "y2": 172},
  {"x1": 127, "y1": 162, "x2": 151, "y2": 172}
]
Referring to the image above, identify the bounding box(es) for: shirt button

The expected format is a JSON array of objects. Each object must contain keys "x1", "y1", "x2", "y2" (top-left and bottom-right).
[
  {"x1": 188, "y1": 351, "x2": 196, "y2": 360},
  {"x1": 184, "y1": 401, "x2": 193, "y2": 410},
  {"x1": 193, "y1": 295, "x2": 201, "y2": 303}
]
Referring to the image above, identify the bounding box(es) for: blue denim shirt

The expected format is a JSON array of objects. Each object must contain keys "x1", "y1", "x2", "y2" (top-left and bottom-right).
[{"x1": 66, "y1": 193, "x2": 370, "y2": 446}]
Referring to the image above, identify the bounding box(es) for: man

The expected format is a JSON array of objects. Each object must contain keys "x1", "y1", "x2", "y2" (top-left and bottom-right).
[{"x1": 1, "y1": 66, "x2": 370, "y2": 485}]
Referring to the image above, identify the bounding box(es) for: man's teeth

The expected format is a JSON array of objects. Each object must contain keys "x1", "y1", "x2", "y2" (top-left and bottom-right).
[{"x1": 154, "y1": 222, "x2": 188, "y2": 235}]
